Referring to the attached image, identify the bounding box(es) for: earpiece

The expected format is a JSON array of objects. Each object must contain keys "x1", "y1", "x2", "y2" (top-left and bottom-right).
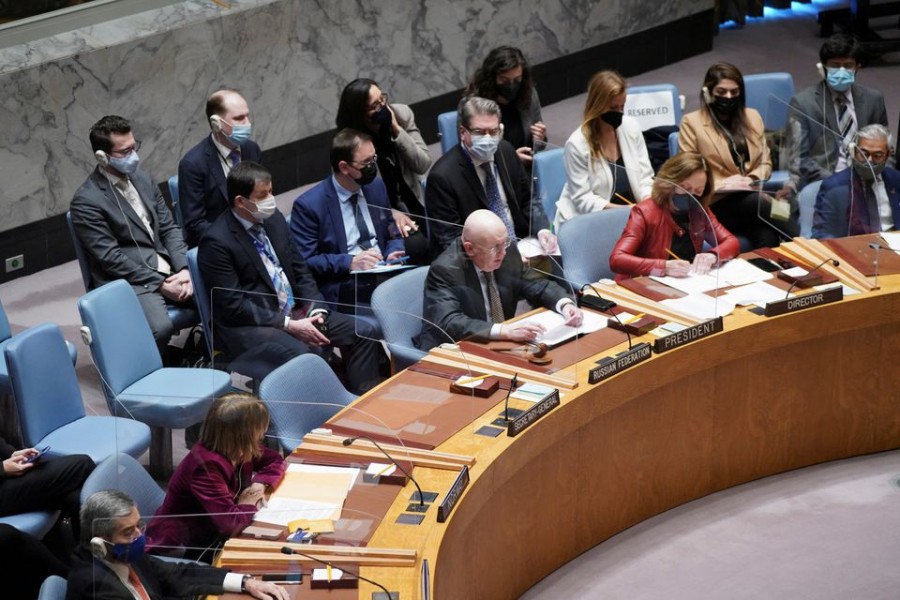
[
  {"x1": 95, "y1": 150, "x2": 109, "y2": 167},
  {"x1": 701, "y1": 86, "x2": 712, "y2": 105},
  {"x1": 816, "y1": 62, "x2": 826, "y2": 79},
  {"x1": 90, "y1": 537, "x2": 108, "y2": 559},
  {"x1": 847, "y1": 141, "x2": 857, "y2": 157},
  {"x1": 209, "y1": 114, "x2": 223, "y2": 133}
]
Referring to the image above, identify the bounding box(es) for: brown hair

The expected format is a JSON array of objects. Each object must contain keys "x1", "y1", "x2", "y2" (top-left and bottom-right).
[
  {"x1": 581, "y1": 71, "x2": 628, "y2": 160},
  {"x1": 651, "y1": 152, "x2": 713, "y2": 207},
  {"x1": 200, "y1": 393, "x2": 270, "y2": 462}
]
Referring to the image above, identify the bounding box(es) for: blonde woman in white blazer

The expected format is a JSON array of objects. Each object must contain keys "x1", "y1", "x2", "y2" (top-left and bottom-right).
[{"x1": 554, "y1": 71, "x2": 654, "y2": 231}]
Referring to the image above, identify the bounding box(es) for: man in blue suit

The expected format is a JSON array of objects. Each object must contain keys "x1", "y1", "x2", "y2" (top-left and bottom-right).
[
  {"x1": 178, "y1": 89, "x2": 263, "y2": 247},
  {"x1": 290, "y1": 129, "x2": 406, "y2": 309},
  {"x1": 813, "y1": 124, "x2": 900, "y2": 238}
]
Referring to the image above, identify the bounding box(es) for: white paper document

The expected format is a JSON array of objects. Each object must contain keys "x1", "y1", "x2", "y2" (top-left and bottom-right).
[
  {"x1": 254, "y1": 497, "x2": 340, "y2": 526},
  {"x1": 517, "y1": 237, "x2": 561, "y2": 259},
  {"x1": 659, "y1": 294, "x2": 735, "y2": 320},
  {"x1": 650, "y1": 258, "x2": 772, "y2": 294},
  {"x1": 879, "y1": 231, "x2": 900, "y2": 251},
  {"x1": 514, "y1": 308, "x2": 607, "y2": 347},
  {"x1": 723, "y1": 281, "x2": 786, "y2": 306}
]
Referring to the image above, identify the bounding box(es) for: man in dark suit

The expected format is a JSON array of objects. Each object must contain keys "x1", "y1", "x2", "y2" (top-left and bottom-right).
[
  {"x1": 67, "y1": 490, "x2": 288, "y2": 600},
  {"x1": 71, "y1": 115, "x2": 193, "y2": 348},
  {"x1": 426, "y1": 96, "x2": 557, "y2": 253},
  {"x1": 417, "y1": 210, "x2": 581, "y2": 351},
  {"x1": 813, "y1": 124, "x2": 900, "y2": 238},
  {"x1": 290, "y1": 128, "x2": 405, "y2": 308},
  {"x1": 198, "y1": 161, "x2": 382, "y2": 392},
  {"x1": 179, "y1": 89, "x2": 263, "y2": 247}
]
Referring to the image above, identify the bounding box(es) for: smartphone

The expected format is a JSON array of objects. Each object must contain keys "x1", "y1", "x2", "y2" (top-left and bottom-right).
[
  {"x1": 747, "y1": 257, "x2": 781, "y2": 273},
  {"x1": 25, "y1": 445, "x2": 50, "y2": 463}
]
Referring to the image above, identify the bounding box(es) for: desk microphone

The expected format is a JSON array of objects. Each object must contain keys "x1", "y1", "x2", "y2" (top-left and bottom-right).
[
  {"x1": 343, "y1": 436, "x2": 425, "y2": 506},
  {"x1": 869, "y1": 242, "x2": 883, "y2": 288},
  {"x1": 503, "y1": 373, "x2": 518, "y2": 422},
  {"x1": 279, "y1": 546, "x2": 396, "y2": 599},
  {"x1": 784, "y1": 258, "x2": 840, "y2": 298}
]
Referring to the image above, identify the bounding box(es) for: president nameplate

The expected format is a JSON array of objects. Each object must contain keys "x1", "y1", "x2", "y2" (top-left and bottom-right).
[
  {"x1": 764, "y1": 286, "x2": 842, "y2": 317},
  {"x1": 437, "y1": 466, "x2": 469, "y2": 523},
  {"x1": 589, "y1": 342, "x2": 652, "y2": 384},
  {"x1": 653, "y1": 317, "x2": 724, "y2": 354},
  {"x1": 507, "y1": 389, "x2": 560, "y2": 437}
]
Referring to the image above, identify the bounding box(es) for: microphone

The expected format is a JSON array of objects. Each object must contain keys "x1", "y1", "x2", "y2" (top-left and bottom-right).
[
  {"x1": 784, "y1": 258, "x2": 840, "y2": 298},
  {"x1": 578, "y1": 283, "x2": 617, "y2": 313},
  {"x1": 342, "y1": 436, "x2": 426, "y2": 506},
  {"x1": 503, "y1": 373, "x2": 518, "y2": 422},
  {"x1": 869, "y1": 242, "x2": 882, "y2": 289},
  {"x1": 280, "y1": 546, "x2": 396, "y2": 599}
]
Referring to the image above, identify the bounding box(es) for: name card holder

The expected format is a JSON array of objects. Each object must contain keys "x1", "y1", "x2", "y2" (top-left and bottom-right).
[
  {"x1": 437, "y1": 466, "x2": 470, "y2": 523},
  {"x1": 589, "y1": 342, "x2": 653, "y2": 384},
  {"x1": 507, "y1": 389, "x2": 560, "y2": 437},
  {"x1": 764, "y1": 286, "x2": 843, "y2": 317},
  {"x1": 653, "y1": 317, "x2": 724, "y2": 354}
]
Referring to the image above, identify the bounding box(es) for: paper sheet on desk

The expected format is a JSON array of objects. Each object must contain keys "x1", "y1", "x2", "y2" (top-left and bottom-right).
[
  {"x1": 255, "y1": 497, "x2": 341, "y2": 526},
  {"x1": 255, "y1": 464, "x2": 359, "y2": 525},
  {"x1": 513, "y1": 308, "x2": 607, "y2": 347},
  {"x1": 879, "y1": 231, "x2": 900, "y2": 251},
  {"x1": 650, "y1": 258, "x2": 772, "y2": 294},
  {"x1": 349, "y1": 264, "x2": 416, "y2": 275},
  {"x1": 659, "y1": 294, "x2": 735, "y2": 320},
  {"x1": 517, "y1": 237, "x2": 561, "y2": 259},
  {"x1": 723, "y1": 281, "x2": 786, "y2": 306}
]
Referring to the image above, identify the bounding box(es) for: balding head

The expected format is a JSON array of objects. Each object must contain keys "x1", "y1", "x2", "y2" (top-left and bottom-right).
[{"x1": 461, "y1": 210, "x2": 509, "y2": 272}]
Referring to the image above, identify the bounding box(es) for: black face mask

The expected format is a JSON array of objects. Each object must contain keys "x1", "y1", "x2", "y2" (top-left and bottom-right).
[
  {"x1": 496, "y1": 81, "x2": 521, "y2": 102},
  {"x1": 354, "y1": 162, "x2": 378, "y2": 186},
  {"x1": 671, "y1": 193, "x2": 695, "y2": 213},
  {"x1": 600, "y1": 110, "x2": 624, "y2": 129},
  {"x1": 711, "y1": 96, "x2": 740, "y2": 115},
  {"x1": 371, "y1": 104, "x2": 392, "y2": 131}
]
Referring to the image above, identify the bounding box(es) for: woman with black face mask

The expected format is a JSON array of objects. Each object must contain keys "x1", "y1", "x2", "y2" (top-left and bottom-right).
[
  {"x1": 610, "y1": 152, "x2": 739, "y2": 279},
  {"x1": 336, "y1": 79, "x2": 432, "y2": 263},
  {"x1": 679, "y1": 62, "x2": 784, "y2": 250},
  {"x1": 554, "y1": 70, "x2": 655, "y2": 231},
  {"x1": 465, "y1": 46, "x2": 546, "y2": 167}
]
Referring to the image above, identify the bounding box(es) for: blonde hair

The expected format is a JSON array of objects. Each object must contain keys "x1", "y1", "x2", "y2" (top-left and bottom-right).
[
  {"x1": 651, "y1": 152, "x2": 713, "y2": 207},
  {"x1": 581, "y1": 70, "x2": 627, "y2": 160},
  {"x1": 200, "y1": 393, "x2": 270, "y2": 462}
]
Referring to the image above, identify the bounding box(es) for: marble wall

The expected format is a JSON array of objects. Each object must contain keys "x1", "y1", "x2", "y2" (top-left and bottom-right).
[{"x1": 0, "y1": 0, "x2": 709, "y2": 233}]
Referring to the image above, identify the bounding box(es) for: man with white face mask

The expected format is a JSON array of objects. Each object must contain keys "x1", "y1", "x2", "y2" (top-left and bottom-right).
[
  {"x1": 71, "y1": 115, "x2": 193, "y2": 349},
  {"x1": 198, "y1": 162, "x2": 383, "y2": 392},
  {"x1": 427, "y1": 96, "x2": 556, "y2": 254}
]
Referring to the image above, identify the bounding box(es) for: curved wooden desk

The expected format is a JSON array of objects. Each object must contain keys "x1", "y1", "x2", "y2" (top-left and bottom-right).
[{"x1": 361, "y1": 276, "x2": 900, "y2": 599}]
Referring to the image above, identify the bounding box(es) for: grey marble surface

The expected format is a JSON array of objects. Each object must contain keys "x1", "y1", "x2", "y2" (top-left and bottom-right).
[{"x1": 0, "y1": 0, "x2": 709, "y2": 232}]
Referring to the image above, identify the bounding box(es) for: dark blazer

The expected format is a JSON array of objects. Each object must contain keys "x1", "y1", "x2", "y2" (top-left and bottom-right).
[
  {"x1": 70, "y1": 167, "x2": 188, "y2": 293},
  {"x1": 812, "y1": 166, "x2": 900, "y2": 238},
  {"x1": 178, "y1": 135, "x2": 263, "y2": 247},
  {"x1": 197, "y1": 209, "x2": 327, "y2": 353},
  {"x1": 417, "y1": 239, "x2": 571, "y2": 351},
  {"x1": 66, "y1": 544, "x2": 228, "y2": 600},
  {"x1": 290, "y1": 176, "x2": 404, "y2": 303},
  {"x1": 426, "y1": 141, "x2": 550, "y2": 251}
]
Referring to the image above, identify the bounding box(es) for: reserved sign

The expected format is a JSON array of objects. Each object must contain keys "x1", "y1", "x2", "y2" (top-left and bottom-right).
[
  {"x1": 507, "y1": 389, "x2": 560, "y2": 437},
  {"x1": 653, "y1": 317, "x2": 724, "y2": 354},
  {"x1": 624, "y1": 90, "x2": 677, "y2": 130},
  {"x1": 589, "y1": 342, "x2": 652, "y2": 384}
]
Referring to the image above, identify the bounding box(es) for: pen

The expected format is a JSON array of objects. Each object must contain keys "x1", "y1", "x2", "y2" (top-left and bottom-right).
[
  {"x1": 614, "y1": 192, "x2": 635, "y2": 206},
  {"x1": 623, "y1": 312, "x2": 645, "y2": 324},
  {"x1": 375, "y1": 464, "x2": 394, "y2": 476},
  {"x1": 665, "y1": 248, "x2": 683, "y2": 261},
  {"x1": 456, "y1": 374, "x2": 489, "y2": 386},
  {"x1": 377, "y1": 255, "x2": 410, "y2": 266}
]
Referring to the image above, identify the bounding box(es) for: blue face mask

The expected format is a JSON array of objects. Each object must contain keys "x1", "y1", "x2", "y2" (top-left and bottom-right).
[
  {"x1": 107, "y1": 151, "x2": 140, "y2": 175},
  {"x1": 826, "y1": 67, "x2": 855, "y2": 93},
  {"x1": 109, "y1": 532, "x2": 146, "y2": 563},
  {"x1": 228, "y1": 123, "x2": 253, "y2": 146},
  {"x1": 467, "y1": 134, "x2": 501, "y2": 162}
]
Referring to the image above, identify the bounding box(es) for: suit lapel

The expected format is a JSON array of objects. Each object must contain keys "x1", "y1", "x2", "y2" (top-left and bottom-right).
[
  {"x1": 325, "y1": 179, "x2": 350, "y2": 253},
  {"x1": 206, "y1": 137, "x2": 229, "y2": 209},
  {"x1": 818, "y1": 82, "x2": 838, "y2": 131},
  {"x1": 93, "y1": 170, "x2": 151, "y2": 238},
  {"x1": 457, "y1": 146, "x2": 488, "y2": 208},
  {"x1": 228, "y1": 212, "x2": 275, "y2": 293}
]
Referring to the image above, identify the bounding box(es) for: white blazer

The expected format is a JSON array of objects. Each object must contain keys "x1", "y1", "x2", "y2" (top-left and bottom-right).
[{"x1": 554, "y1": 117, "x2": 654, "y2": 230}]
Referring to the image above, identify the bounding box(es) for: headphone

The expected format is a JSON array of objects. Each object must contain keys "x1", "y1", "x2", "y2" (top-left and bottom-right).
[
  {"x1": 94, "y1": 150, "x2": 109, "y2": 167},
  {"x1": 209, "y1": 114, "x2": 224, "y2": 133},
  {"x1": 701, "y1": 86, "x2": 712, "y2": 105},
  {"x1": 90, "y1": 537, "x2": 109, "y2": 559},
  {"x1": 816, "y1": 62, "x2": 826, "y2": 79}
]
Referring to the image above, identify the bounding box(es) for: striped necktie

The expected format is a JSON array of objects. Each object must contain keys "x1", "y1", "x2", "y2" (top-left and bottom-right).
[
  {"x1": 481, "y1": 163, "x2": 515, "y2": 239},
  {"x1": 484, "y1": 271, "x2": 505, "y2": 323},
  {"x1": 249, "y1": 225, "x2": 294, "y2": 318}
]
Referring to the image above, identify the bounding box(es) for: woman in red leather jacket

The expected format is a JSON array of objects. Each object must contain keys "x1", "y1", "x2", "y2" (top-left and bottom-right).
[{"x1": 610, "y1": 152, "x2": 739, "y2": 279}]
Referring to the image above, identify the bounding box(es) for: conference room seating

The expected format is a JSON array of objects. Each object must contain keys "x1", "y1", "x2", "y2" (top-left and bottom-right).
[
  {"x1": 37, "y1": 575, "x2": 67, "y2": 600},
  {"x1": 370, "y1": 266, "x2": 429, "y2": 372},
  {"x1": 77, "y1": 280, "x2": 231, "y2": 476},
  {"x1": 4, "y1": 322, "x2": 152, "y2": 462},
  {"x1": 743, "y1": 72, "x2": 795, "y2": 192},
  {"x1": 532, "y1": 147, "x2": 566, "y2": 226},
  {"x1": 65, "y1": 211, "x2": 199, "y2": 333},
  {"x1": 797, "y1": 179, "x2": 823, "y2": 238},
  {"x1": 258, "y1": 353, "x2": 357, "y2": 454},
  {"x1": 437, "y1": 110, "x2": 458, "y2": 154},
  {"x1": 0, "y1": 510, "x2": 60, "y2": 539},
  {"x1": 167, "y1": 174, "x2": 183, "y2": 227},
  {"x1": 79, "y1": 453, "x2": 165, "y2": 518},
  {"x1": 558, "y1": 207, "x2": 631, "y2": 287},
  {"x1": 668, "y1": 130, "x2": 680, "y2": 158},
  {"x1": 0, "y1": 298, "x2": 76, "y2": 396}
]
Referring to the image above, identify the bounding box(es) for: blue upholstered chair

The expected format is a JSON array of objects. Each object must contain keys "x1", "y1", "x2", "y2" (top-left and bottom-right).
[
  {"x1": 258, "y1": 354, "x2": 358, "y2": 453},
  {"x1": 167, "y1": 174, "x2": 182, "y2": 227},
  {"x1": 0, "y1": 299, "x2": 76, "y2": 396},
  {"x1": 558, "y1": 207, "x2": 632, "y2": 287},
  {"x1": 797, "y1": 180, "x2": 822, "y2": 238},
  {"x1": 438, "y1": 110, "x2": 458, "y2": 155},
  {"x1": 0, "y1": 510, "x2": 60, "y2": 539},
  {"x1": 77, "y1": 280, "x2": 231, "y2": 476},
  {"x1": 37, "y1": 575, "x2": 67, "y2": 600},
  {"x1": 4, "y1": 323, "x2": 151, "y2": 462},
  {"x1": 370, "y1": 266, "x2": 429, "y2": 372},
  {"x1": 185, "y1": 248, "x2": 214, "y2": 360},
  {"x1": 668, "y1": 131, "x2": 680, "y2": 158},
  {"x1": 532, "y1": 147, "x2": 566, "y2": 227},
  {"x1": 79, "y1": 453, "x2": 165, "y2": 516},
  {"x1": 744, "y1": 72, "x2": 795, "y2": 192}
]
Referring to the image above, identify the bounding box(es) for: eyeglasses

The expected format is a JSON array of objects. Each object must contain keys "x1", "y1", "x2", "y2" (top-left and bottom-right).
[
  {"x1": 366, "y1": 93, "x2": 389, "y2": 113},
  {"x1": 855, "y1": 148, "x2": 888, "y2": 163},
  {"x1": 482, "y1": 238, "x2": 513, "y2": 255},
  {"x1": 109, "y1": 140, "x2": 141, "y2": 158},
  {"x1": 352, "y1": 154, "x2": 378, "y2": 169},
  {"x1": 465, "y1": 126, "x2": 503, "y2": 137}
]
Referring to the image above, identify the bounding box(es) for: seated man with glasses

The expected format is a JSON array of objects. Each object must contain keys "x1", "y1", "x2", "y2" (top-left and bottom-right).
[
  {"x1": 416, "y1": 210, "x2": 581, "y2": 351},
  {"x1": 290, "y1": 128, "x2": 406, "y2": 309},
  {"x1": 813, "y1": 124, "x2": 900, "y2": 238},
  {"x1": 70, "y1": 115, "x2": 193, "y2": 350},
  {"x1": 426, "y1": 96, "x2": 557, "y2": 254}
]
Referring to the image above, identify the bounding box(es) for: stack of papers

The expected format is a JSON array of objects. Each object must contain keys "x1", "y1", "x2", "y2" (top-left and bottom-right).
[
  {"x1": 254, "y1": 464, "x2": 359, "y2": 526},
  {"x1": 650, "y1": 258, "x2": 773, "y2": 294},
  {"x1": 513, "y1": 308, "x2": 608, "y2": 347}
]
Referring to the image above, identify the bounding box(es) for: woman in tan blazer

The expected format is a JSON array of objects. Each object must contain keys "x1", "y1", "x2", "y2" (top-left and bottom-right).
[{"x1": 679, "y1": 62, "x2": 782, "y2": 249}]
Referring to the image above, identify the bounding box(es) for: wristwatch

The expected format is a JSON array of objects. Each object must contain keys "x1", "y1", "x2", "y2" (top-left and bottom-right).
[{"x1": 241, "y1": 574, "x2": 253, "y2": 592}]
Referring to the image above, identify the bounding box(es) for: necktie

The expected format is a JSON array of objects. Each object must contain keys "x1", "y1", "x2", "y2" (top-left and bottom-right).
[
  {"x1": 116, "y1": 179, "x2": 153, "y2": 237},
  {"x1": 249, "y1": 225, "x2": 294, "y2": 318},
  {"x1": 481, "y1": 163, "x2": 515, "y2": 239},
  {"x1": 127, "y1": 566, "x2": 151, "y2": 600},
  {"x1": 837, "y1": 95, "x2": 856, "y2": 156},
  {"x1": 349, "y1": 193, "x2": 374, "y2": 250},
  {"x1": 484, "y1": 271, "x2": 505, "y2": 323},
  {"x1": 228, "y1": 150, "x2": 240, "y2": 168}
]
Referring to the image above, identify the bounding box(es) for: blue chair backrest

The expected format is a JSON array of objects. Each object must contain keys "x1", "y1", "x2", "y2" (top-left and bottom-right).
[
  {"x1": 0, "y1": 298, "x2": 10, "y2": 342},
  {"x1": 80, "y1": 453, "x2": 165, "y2": 516},
  {"x1": 370, "y1": 266, "x2": 429, "y2": 350},
  {"x1": 438, "y1": 111, "x2": 458, "y2": 155},
  {"x1": 185, "y1": 248, "x2": 214, "y2": 358},
  {"x1": 626, "y1": 83, "x2": 682, "y2": 128},
  {"x1": 38, "y1": 575, "x2": 67, "y2": 600},
  {"x1": 258, "y1": 354, "x2": 357, "y2": 453},
  {"x1": 77, "y1": 280, "x2": 163, "y2": 404},
  {"x1": 532, "y1": 147, "x2": 566, "y2": 227},
  {"x1": 668, "y1": 131, "x2": 680, "y2": 158},
  {"x1": 66, "y1": 211, "x2": 93, "y2": 293},
  {"x1": 558, "y1": 207, "x2": 632, "y2": 287},
  {"x1": 744, "y1": 72, "x2": 794, "y2": 131},
  {"x1": 167, "y1": 174, "x2": 182, "y2": 227},
  {"x1": 798, "y1": 180, "x2": 822, "y2": 238},
  {"x1": 4, "y1": 323, "x2": 85, "y2": 445}
]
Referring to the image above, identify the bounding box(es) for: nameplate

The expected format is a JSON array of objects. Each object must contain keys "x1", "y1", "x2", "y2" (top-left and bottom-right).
[
  {"x1": 764, "y1": 286, "x2": 843, "y2": 317},
  {"x1": 653, "y1": 317, "x2": 724, "y2": 354},
  {"x1": 436, "y1": 466, "x2": 470, "y2": 523},
  {"x1": 506, "y1": 389, "x2": 560, "y2": 437},
  {"x1": 589, "y1": 342, "x2": 653, "y2": 384}
]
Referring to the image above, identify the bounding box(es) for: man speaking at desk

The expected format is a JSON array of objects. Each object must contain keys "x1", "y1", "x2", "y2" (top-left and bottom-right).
[{"x1": 417, "y1": 210, "x2": 582, "y2": 351}]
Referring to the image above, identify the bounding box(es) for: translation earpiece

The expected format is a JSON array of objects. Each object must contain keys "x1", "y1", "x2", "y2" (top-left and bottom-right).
[
  {"x1": 94, "y1": 150, "x2": 109, "y2": 167},
  {"x1": 90, "y1": 537, "x2": 108, "y2": 559},
  {"x1": 209, "y1": 114, "x2": 223, "y2": 133},
  {"x1": 816, "y1": 62, "x2": 826, "y2": 79},
  {"x1": 701, "y1": 86, "x2": 712, "y2": 105}
]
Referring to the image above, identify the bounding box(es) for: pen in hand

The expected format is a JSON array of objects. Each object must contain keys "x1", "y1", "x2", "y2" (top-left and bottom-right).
[{"x1": 376, "y1": 255, "x2": 410, "y2": 266}]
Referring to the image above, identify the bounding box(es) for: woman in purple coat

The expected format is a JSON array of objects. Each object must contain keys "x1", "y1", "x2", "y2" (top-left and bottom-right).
[{"x1": 146, "y1": 394, "x2": 285, "y2": 559}]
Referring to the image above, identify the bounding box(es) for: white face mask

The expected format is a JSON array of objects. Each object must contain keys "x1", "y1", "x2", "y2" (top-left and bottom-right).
[{"x1": 246, "y1": 195, "x2": 277, "y2": 221}]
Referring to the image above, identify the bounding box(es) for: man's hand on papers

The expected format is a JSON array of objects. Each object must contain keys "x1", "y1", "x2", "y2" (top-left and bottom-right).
[
  {"x1": 500, "y1": 321, "x2": 546, "y2": 342},
  {"x1": 560, "y1": 302, "x2": 583, "y2": 327}
]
